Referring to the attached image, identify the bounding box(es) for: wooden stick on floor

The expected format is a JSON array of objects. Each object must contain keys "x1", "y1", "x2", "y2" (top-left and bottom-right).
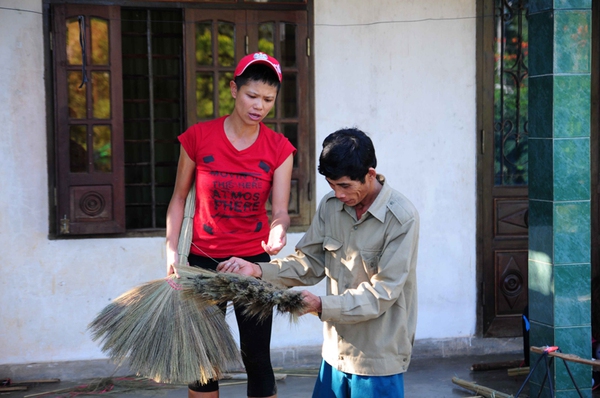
[
  {"x1": 451, "y1": 377, "x2": 514, "y2": 398},
  {"x1": 0, "y1": 386, "x2": 28, "y2": 392},
  {"x1": 507, "y1": 366, "x2": 530, "y2": 377},
  {"x1": 471, "y1": 360, "x2": 523, "y2": 371},
  {"x1": 11, "y1": 379, "x2": 60, "y2": 385}
]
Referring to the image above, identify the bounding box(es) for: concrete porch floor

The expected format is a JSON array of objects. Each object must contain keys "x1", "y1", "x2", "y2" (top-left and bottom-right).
[{"x1": 2, "y1": 354, "x2": 539, "y2": 398}]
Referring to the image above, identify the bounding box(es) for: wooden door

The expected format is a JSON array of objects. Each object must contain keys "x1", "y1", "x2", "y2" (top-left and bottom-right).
[{"x1": 478, "y1": 0, "x2": 529, "y2": 337}]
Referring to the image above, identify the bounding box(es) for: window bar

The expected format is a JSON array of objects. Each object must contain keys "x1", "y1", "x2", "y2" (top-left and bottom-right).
[
  {"x1": 214, "y1": 21, "x2": 220, "y2": 118},
  {"x1": 498, "y1": 1, "x2": 506, "y2": 184},
  {"x1": 179, "y1": 42, "x2": 184, "y2": 159},
  {"x1": 147, "y1": 10, "x2": 157, "y2": 228}
]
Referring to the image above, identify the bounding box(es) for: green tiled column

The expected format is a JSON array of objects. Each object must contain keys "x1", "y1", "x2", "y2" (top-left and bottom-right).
[{"x1": 528, "y1": 1, "x2": 592, "y2": 397}]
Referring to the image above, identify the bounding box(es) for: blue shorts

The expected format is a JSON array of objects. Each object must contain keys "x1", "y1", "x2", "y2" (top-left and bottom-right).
[{"x1": 312, "y1": 360, "x2": 405, "y2": 398}]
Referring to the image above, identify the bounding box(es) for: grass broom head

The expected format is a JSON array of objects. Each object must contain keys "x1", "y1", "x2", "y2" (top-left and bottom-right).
[
  {"x1": 177, "y1": 266, "x2": 308, "y2": 322},
  {"x1": 88, "y1": 266, "x2": 241, "y2": 384}
]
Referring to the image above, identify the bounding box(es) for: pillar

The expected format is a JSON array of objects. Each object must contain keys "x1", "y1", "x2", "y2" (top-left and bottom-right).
[{"x1": 528, "y1": 0, "x2": 592, "y2": 396}]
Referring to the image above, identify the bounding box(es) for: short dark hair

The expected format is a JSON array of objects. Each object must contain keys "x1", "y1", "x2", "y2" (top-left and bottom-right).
[
  {"x1": 234, "y1": 64, "x2": 281, "y2": 92},
  {"x1": 318, "y1": 128, "x2": 377, "y2": 183}
]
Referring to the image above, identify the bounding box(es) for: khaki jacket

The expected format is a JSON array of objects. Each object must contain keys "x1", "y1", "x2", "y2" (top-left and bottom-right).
[{"x1": 260, "y1": 176, "x2": 419, "y2": 376}]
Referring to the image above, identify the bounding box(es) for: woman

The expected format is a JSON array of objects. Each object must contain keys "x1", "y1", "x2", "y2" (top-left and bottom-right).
[{"x1": 165, "y1": 52, "x2": 295, "y2": 398}]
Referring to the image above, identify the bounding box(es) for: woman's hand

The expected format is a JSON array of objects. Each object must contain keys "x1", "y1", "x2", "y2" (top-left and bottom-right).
[
  {"x1": 166, "y1": 251, "x2": 180, "y2": 278},
  {"x1": 262, "y1": 224, "x2": 287, "y2": 255},
  {"x1": 167, "y1": 264, "x2": 180, "y2": 278},
  {"x1": 217, "y1": 257, "x2": 262, "y2": 278},
  {"x1": 264, "y1": 154, "x2": 293, "y2": 255}
]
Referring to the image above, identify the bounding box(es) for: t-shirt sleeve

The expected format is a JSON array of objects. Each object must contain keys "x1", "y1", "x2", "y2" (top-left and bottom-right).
[
  {"x1": 275, "y1": 136, "x2": 297, "y2": 169},
  {"x1": 178, "y1": 124, "x2": 198, "y2": 162}
]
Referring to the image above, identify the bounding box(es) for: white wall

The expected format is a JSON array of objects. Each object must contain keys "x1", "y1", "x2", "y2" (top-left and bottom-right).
[
  {"x1": 0, "y1": 0, "x2": 477, "y2": 366},
  {"x1": 313, "y1": 0, "x2": 478, "y2": 338}
]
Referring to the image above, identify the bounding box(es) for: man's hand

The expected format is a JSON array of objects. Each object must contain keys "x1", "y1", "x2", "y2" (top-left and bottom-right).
[
  {"x1": 300, "y1": 290, "x2": 322, "y2": 316},
  {"x1": 217, "y1": 257, "x2": 262, "y2": 278}
]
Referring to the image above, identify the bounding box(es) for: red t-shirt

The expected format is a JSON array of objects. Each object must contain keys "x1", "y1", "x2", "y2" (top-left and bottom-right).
[{"x1": 179, "y1": 116, "x2": 296, "y2": 258}]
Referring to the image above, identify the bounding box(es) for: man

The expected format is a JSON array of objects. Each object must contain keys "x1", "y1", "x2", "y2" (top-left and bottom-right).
[{"x1": 218, "y1": 127, "x2": 419, "y2": 398}]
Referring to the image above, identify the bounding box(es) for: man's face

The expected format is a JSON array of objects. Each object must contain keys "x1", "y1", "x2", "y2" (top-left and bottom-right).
[{"x1": 325, "y1": 175, "x2": 370, "y2": 207}]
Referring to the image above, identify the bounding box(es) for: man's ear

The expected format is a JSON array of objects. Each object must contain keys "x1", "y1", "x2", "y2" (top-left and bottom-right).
[{"x1": 368, "y1": 167, "x2": 377, "y2": 179}]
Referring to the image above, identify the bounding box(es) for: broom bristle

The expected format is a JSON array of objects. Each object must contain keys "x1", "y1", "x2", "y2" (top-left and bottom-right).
[
  {"x1": 177, "y1": 267, "x2": 308, "y2": 322},
  {"x1": 88, "y1": 266, "x2": 241, "y2": 384}
]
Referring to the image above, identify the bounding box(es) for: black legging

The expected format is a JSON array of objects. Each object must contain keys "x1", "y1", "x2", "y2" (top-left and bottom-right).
[{"x1": 187, "y1": 252, "x2": 277, "y2": 397}]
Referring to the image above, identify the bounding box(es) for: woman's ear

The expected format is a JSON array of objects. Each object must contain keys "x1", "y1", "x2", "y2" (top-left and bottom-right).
[{"x1": 230, "y1": 80, "x2": 238, "y2": 99}]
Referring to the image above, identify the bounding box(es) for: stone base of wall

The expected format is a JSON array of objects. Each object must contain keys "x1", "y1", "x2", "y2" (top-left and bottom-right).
[
  {"x1": 0, "y1": 337, "x2": 523, "y2": 382},
  {"x1": 412, "y1": 336, "x2": 523, "y2": 358}
]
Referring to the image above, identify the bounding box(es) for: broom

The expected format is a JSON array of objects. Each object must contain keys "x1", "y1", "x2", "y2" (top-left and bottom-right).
[
  {"x1": 88, "y1": 266, "x2": 309, "y2": 384},
  {"x1": 88, "y1": 266, "x2": 241, "y2": 385}
]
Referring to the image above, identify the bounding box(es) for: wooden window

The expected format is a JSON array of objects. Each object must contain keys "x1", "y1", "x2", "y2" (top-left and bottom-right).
[
  {"x1": 53, "y1": 4, "x2": 125, "y2": 234},
  {"x1": 50, "y1": 1, "x2": 313, "y2": 236}
]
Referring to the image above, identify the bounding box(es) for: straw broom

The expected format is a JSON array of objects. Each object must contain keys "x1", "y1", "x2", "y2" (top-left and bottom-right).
[
  {"x1": 88, "y1": 267, "x2": 308, "y2": 384},
  {"x1": 88, "y1": 266, "x2": 241, "y2": 384}
]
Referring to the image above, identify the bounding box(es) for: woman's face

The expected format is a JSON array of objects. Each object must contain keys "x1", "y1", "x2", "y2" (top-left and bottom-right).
[{"x1": 231, "y1": 80, "x2": 278, "y2": 125}]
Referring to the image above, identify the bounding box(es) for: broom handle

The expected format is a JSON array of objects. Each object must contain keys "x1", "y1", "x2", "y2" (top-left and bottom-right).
[{"x1": 177, "y1": 182, "x2": 196, "y2": 266}]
